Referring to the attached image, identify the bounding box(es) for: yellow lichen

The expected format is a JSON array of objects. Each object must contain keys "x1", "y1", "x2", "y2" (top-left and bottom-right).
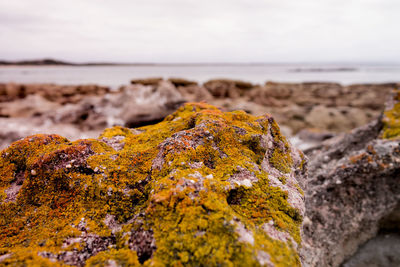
[
  {"x1": 86, "y1": 249, "x2": 140, "y2": 266},
  {"x1": 0, "y1": 103, "x2": 304, "y2": 266},
  {"x1": 382, "y1": 89, "x2": 400, "y2": 139}
]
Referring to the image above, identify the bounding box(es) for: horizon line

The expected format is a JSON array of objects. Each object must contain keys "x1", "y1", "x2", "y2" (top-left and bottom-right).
[{"x1": 1, "y1": 58, "x2": 400, "y2": 66}]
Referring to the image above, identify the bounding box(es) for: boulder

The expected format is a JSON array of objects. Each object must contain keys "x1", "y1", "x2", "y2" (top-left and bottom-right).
[
  {"x1": 167, "y1": 78, "x2": 198, "y2": 87},
  {"x1": 204, "y1": 79, "x2": 254, "y2": 98},
  {"x1": 47, "y1": 99, "x2": 108, "y2": 131},
  {"x1": 0, "y1": 83, "x2": 26, "y2": 101},
  {"x1": 0, "y1": 82, "x2": 187, "y2": 148},
  {"x1": 130, "y1": 77, "x2": 163, "y2": 86},
  {"x1": 305, "y1": 105, "x2": 370, "y2": 132},
  {"x1": 0, "y1": 83, "x2": 111, "y2": 104},
  {"x1": 342, "y1": 233, "x2": 400, "y2": 267},
  {"x1": 5, "y1": 83, "x2": 26, "y2": 99},
  {"x1": 119, "y1": 81, "x2": 186, "y2": 128},
  {"x1": 0, "y1": 103, "x2": 306, "y2": 266},
  {"x1": 302, "y1": 89, "x2": 400, "y2": 266},
  {"x1": 175, "y1": 85, "x2": 213, "y2": 102},
  {"x1": 0, "y1": 117, "x2": 100, "y2": 150},
  {"x1": 0, "y1": 94, "x2": 60, "y2": 118},
  {"x1": 46, "y1": 81, "x2": 186, "y2": 130},
  {"x1": 344, "y1": 84, "x2": 396, "y2": 109}
]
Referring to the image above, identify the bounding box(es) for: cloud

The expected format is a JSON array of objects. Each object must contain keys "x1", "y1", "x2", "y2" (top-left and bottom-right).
[{"x1": 0, "y1": 0, "x2": 399, "y2": 62}]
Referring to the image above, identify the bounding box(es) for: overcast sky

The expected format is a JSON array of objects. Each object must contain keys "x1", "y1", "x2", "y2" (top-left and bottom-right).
[{"x1": 0, "y1": 0, "x2": 399, "y2": 63}]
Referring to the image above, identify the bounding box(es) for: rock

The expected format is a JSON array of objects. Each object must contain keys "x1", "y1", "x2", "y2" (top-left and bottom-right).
[
  {"x1": 246, "y1": 82, "x2": 396, "y2": 134},
  {"x1": 0, "y1": 117, "x2": 100, "y2": 150},
  {"x1": 381, "y1": 89, "x2": 400, "y2": 139},
  {"x1": 305, "y1": 105, "x2": 370, "y2": 132},
  {"x1": 379, "y1": 202, "x2": 400, "y2": 232},
  {"x1": 204, "y1": 79, "x2": 254, "y2": 98},
  {"x1": 47, "y1": 99, "x2": 108, "y2": 131},
  {"x1": 0, "y1": 83, "x2": 25, "y2": 101},
  {"x1": 0, "y1": 81, "x2": 396, "y2": 139},
  {"x1": 345, "y1": 84, "x2": 397, "y2": 109},
  {"x1": 209, "y1": 98, "x2": 272, "y2": 116},
  {"x1": 37, "y1": 84, "x2": 110, "y2": 105},
  {"x1": 342, "y1": 203, "x2": 400, "y2": 267},
  {"x1": 0, "y1": 94, "x2": 60, "y2": 118},
  {"x1": 175, "y1": 85, "x2": 213, "y2": 102},
  {"x1": 0, "y1": 103, "x2": 306, "y2": 266},
  {"x1": 5, "y1": 83, "x2": 26, "y2": 99},
  {"x1": 301, "y1": 89, "x2": 400, "y2": 266},
  {"x1": 167, "y1": 78, "x2": 198, "y2": 87},
  {"x1": 290, "y1": 128, "x2": 336, "y2": 151},
  {"x1": 269, "y1": 105, "x2": 308, "y2": 134},
  {"x1": 0, "y1": 83, "x2": 110, "y2": 104},
  {"x1": 130, "y1": 77, "x2": 163, "y2": 86},
  {"x1": 249, "y1": 82, "x2": 395, "y2": 110},
  {"x1": 342, "y1": 233, "x2": 400, "y2": 267},
  {"x1": 45, "y1": 81, "x2": 186, "y2": 131},
  {"x1": 0, "y1": 82, "x2": 186, "y2": 148},
  {"x1": 119, "y1": 81, "x2": 186, "y2": 128}
]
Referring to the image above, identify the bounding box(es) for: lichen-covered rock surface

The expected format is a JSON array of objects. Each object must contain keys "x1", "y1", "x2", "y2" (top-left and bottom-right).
[
  {"x1": 302, "y1": 89, "x2": 400, "y2": 266},
  {"x1": 0, "y1": 103, "x2": 306, "y2": 266}
]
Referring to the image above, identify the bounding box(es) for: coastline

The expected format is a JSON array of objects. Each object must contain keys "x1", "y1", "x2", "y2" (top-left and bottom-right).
[{"x1": 0, "y1": 79, "x2": 397, "y2": 150}]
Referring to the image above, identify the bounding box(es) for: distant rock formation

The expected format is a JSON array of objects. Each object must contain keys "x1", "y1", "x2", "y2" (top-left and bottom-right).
[
  {"x1": 0, "y1": 58, "x2": 75, "y2": 66},
  {"x1": 0, "y1": 58, "x2": 126, "y2": 66}
]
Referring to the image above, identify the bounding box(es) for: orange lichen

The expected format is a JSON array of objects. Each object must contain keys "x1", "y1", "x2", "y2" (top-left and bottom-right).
[{"x1": 349, "y1": 153, "x2": 373, "y2": 164}]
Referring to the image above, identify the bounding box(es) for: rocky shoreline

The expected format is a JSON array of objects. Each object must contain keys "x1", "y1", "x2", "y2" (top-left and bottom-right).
[
  {"x1": 0, "y1": 79, "x2": 397, "y2": 149},
  {"x1": 0, "y1": 79, "x2": 399, "y2": 266}
]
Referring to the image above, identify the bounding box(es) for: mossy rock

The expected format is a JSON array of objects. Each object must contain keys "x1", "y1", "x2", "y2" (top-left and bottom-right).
[
  {"x1": 382, "y1": 89, "x2": 400, "y2": 139},
  {"x1": 0, "y1": 103, "x2": 306, "y2": 266}
]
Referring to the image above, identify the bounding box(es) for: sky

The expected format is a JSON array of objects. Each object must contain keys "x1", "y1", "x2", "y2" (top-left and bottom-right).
[{"x1": 0, "y1": 0, "x2": 399, "y2": 63}]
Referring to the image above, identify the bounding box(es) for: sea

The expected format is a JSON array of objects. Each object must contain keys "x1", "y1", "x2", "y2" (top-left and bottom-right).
[{"x1": 0, "y1": 63, "x2": 399, "y2": 89}]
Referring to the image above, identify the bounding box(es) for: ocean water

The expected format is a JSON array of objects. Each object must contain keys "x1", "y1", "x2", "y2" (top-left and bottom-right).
[{"x1": 0, "y1": 63, "x2": 399, "y2": 89}]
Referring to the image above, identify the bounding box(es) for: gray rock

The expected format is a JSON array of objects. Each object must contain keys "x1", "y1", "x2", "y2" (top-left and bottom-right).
[{"x1": 301, "y1": 90, "x2": 400, "y2": 266}]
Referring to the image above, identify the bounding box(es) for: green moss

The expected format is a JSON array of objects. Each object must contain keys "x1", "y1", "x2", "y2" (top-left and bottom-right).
[{"x1": 0, "y1": 103, "x2": 304, "y2": 266}]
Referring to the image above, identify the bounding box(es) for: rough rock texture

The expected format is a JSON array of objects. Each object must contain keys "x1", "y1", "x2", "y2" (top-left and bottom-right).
[
  {"x1": 301, "y1": 89, "x2": 400, "y2": 266},
  {"x1": 0, "y1": 103, "x2": 306, "y2": 266},
  {"x1": 342, "y1": 233, "x2": 400, "y2": 267}
]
